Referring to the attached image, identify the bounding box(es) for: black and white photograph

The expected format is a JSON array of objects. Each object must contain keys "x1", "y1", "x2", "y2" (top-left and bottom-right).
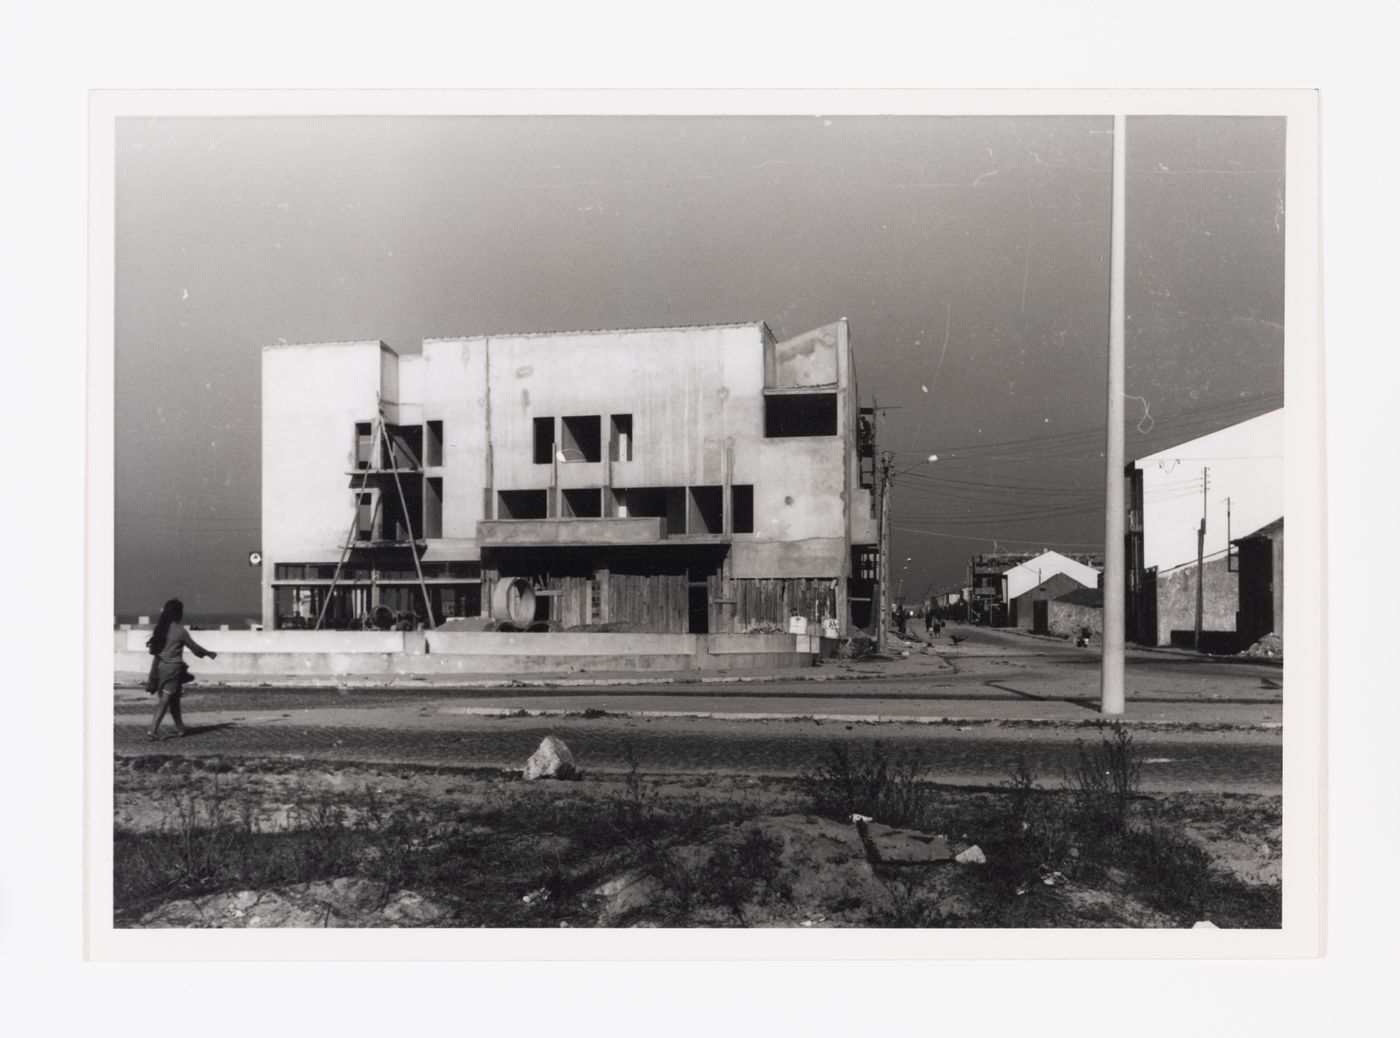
[
  {"x1": 11, "y1": 0, "x2": 1400, "y2": 1030},
  {"x1": 92, "y1": 93, "x2": 1322, "y2": 951}
]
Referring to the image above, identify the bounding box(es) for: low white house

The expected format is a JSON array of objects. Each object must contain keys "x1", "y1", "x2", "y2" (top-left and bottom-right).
[{"x1": 1000, "y1": 551, "x2": 1100, "y2": 604}]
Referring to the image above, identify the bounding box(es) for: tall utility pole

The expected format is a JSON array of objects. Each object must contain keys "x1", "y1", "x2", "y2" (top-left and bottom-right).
[
  {"x1": 875, "y1": 451, "x2": 894, "y2": 653},
  {"x1": 1101, "y1": 113, "x2": 1127, "y2": 716},
  {"x1": 1194, "y1": 467, "x2": 1209, "y2": 650}
]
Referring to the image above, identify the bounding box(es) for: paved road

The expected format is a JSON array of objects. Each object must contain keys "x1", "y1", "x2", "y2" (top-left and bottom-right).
[
  {"x1": 112, "y1": 625, "x2": 1285, "y2": 793},
  {"x1": 115, "y1": 708, "x2": 1281, "y2": 794}
]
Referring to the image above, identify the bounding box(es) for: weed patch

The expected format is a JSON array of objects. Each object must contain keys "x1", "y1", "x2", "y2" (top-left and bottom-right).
[{"x1": 801, "y1": 742, "x2": 935, "y2": 828}]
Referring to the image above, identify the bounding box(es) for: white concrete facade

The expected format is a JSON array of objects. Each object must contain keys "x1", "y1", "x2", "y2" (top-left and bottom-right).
[
  {"x1": 261, "y1": 321, "x2": 878, "y2": 635},
  {"x1": 1131, "y1": 409, "x2": 1284, "y2": 572}
]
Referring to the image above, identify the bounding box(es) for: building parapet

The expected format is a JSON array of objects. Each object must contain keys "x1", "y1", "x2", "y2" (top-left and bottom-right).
[{"x1": 477, "y1": 516, "x2": 670, "y2": 547}]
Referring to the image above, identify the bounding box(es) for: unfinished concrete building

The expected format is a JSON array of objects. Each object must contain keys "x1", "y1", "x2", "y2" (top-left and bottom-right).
[{"x1": 261, "y1": 320, "x2": 880, "y2": 637}]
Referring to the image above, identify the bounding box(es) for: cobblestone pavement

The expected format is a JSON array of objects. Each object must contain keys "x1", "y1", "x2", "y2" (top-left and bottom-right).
[{"x1": 114, "y1": 711, "x2": 1282, "y2": 793}]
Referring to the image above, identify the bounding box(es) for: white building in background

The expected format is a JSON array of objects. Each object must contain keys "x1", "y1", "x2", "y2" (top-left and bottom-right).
[
  {"x1": 1000, "y1": 550, "x2": 1100, "y2": 603},
  {"x1": 1126, "y1": 408, "x2": 1284, "y2": 646}
]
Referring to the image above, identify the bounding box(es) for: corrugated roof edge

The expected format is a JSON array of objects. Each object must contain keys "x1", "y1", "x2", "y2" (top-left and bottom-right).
[{"x1": 421, "y1": 320, "x2": 768, "y2": 344}]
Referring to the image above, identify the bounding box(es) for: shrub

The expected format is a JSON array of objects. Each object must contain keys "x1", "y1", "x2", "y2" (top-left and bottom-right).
[
  {"x1": 1067, "y1": 724, "x2": 1142, "y2": 836},
  {"x1": 696, "y1": 828, "x2": 789, "y2": 924},
  {"x1": 801, "y1": 742, "x2": 933, "y2": 829}
]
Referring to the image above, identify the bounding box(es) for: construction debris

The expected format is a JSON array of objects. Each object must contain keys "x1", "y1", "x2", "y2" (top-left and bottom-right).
[
  {"x1": 954, "y1": 845, "x2": 987, "y2": 865},
  {"x1": 522, "y1": 735, "x2": 577, "y2": 781},
  {"x1": 1239, "y1": 633, "x2": 1282, "y2": 658}
]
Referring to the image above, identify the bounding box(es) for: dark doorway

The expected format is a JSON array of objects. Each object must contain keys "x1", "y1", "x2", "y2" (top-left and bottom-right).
[{"x1": 688, "y1": 586, "x2": 709, "y2": 634}]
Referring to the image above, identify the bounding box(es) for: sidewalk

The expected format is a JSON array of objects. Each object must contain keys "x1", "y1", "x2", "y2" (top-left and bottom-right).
[{"x1": 112, "y1": 643, "x2": 959, "y2": 691}]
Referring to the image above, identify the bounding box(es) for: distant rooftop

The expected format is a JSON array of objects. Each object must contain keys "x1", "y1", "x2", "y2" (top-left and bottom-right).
[
  {"x1": 423, "y1": 320, "x2": 771, "y2": 344},
  {"x1": 1234, "y1": 516, "x2": 1284, "y2": 543},
  {"x1": 262, "y1": 338, "x2": 390, "y2": 353},
  {"x1": 1054, "y1": 587, "x2": 1104, "y2": 608}
]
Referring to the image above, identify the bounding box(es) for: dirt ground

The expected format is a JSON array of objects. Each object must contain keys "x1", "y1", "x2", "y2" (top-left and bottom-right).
[{"x1": 113, "y1": 752, "x2": 1281, "y2": 929}]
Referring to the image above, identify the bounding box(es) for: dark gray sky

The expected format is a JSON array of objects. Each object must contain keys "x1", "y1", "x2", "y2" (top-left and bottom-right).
[{"x1": 114, "y1": 114, "x2": 1284, "y2": 617}]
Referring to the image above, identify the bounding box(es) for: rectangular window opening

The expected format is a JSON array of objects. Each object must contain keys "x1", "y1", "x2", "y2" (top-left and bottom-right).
[
  {"x1": 355, "y1": 422, "x2": 374, "y2": 469},
  {"x1": 383, "y1": 424, "x2": 423, "y2": 469},
  {"x1": 732, "y1": 485, "x2": 754, "y2": 534},
  {"x1": 424, "y1": 477, "x2": 443, "y2": 538},
  {"x1": 620, "y1": 487, "x2": 687, "y2": 535},
  {"x1": 533, "y1": 417, "x2": 555, "y2": 465},
  {"x1": 688, "y1": 486, "x2": 723, "y2": 535},
  {"x1": 764, "y1": 393, "x2": 838, "y2": 438},
  {"x1": 561, "y1": 414, "x2": 602, "y2": 462},
  {"x1": 610, "y1": 414, "x2": 633, "y2": 462},
  {"x1": 355, "y1": 492, "x2": 378, "y2": 541},
  {"x1": 497, "y1": 489, "x2": 548, "y2": 520},
  {"x1": 425, "y1": 420, "x2": 444, "y2": 467},
  {"x1": 562, "y1": 487, "x2": 602, "y2": 519},
  {"x1": 380, "y1": 480, "x2": 422, "y2": 542}
]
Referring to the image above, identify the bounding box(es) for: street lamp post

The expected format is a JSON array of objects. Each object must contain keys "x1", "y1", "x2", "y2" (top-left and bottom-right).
[{"x1": 1101, "y1": 113, "x2": 1127, "y2": 716}]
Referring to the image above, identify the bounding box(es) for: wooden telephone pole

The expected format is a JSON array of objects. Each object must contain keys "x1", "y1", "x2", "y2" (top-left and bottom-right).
[
  {"x1": 1194, "y1": 467, "x2": 1209, "y2": 650},
  {"x1": 876, "y1": 450, "x2": 894, "y2": 653}
]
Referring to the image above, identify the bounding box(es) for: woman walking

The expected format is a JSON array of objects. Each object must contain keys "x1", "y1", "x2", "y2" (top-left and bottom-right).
[{"x1": 147, "y1": 598, "x2": 217, "y2": 740}]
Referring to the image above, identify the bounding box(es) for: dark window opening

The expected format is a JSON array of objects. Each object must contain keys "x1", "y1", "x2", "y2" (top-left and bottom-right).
[
  {"x1": 379, "y1": 481, "x2": 423, "y2": 542},
  {"x1": 497, "y1": 489, "x2": 548, "y2": 520},
  {"x1": 424, "y1": 477, "x2": 443, "y2": 538},
  {"x1": 355, "y1": 423, "x2": 374, "y2": 469},
  {"x1": 848, "y1": 590, "x2": 873, "y2": 631},
  {"x1": 852, "y1": 545, "x2": 879, "y2": 581},
  {"x1": 857, "y1": 407, "x2": 877, "y2": 457},
  {"x1": 425, "y1": 420, "x2": 444, "y2": 467},
  {"x1": 619, "y1": 486, "x2": 687, "y2": 536},
  {"x1": 533, "y1": 417, "x2": 555, "y2": 465},
  {"x1": 561, "y1": 414, "x2": 602, "y2": 462},
  {"x1": 764, "y1": 392, "x2": 838, "y2": 438},
  {"x1": 274, "y1": 564, "x2": 341, "y2": 581},
  {"x1": 382, "y1": 424, "x2": 423, "y2": 469},
  {"x1": 731, "y1": 485, "x2": 754, "y2": 534},
  {"x1": 562, "y1": 487, "x2": 602, "y2": 518},
  {"x1": 688, "y1": 485, "x2": 723, "y2": 535},
  {"x1": 610, "y1": 413, "x2": 634, "y2": 461},
  {"x1": 355, "y1": 493, "x2": 378, "y2": 541}
]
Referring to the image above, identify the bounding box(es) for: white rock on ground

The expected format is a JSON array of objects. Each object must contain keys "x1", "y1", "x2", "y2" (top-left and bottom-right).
[
  {"x1": 954, "y1": 845, "x2": 987, "y2": 865},
  {"x1": 523, "y1": 735, "x2": 576, "y2": 780}
]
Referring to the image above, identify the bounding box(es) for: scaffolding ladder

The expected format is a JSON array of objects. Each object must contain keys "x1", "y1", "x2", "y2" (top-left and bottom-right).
[{"x1": 314, "y1": 399, "x2": 437, "y2": 630}]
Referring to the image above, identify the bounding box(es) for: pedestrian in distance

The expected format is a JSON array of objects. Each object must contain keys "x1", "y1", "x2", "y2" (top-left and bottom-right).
[{"x1": 146, "y1": 598, "x2": 217, "y2": 740}]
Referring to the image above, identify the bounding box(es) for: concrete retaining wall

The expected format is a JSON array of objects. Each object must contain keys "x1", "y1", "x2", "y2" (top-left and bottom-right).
[
  {"x1": 116, "y1": 629, "x2": 408, "y2": 654},
  {"x1": 114, "y1": 630, "x2": 830, "y2": 683}
]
